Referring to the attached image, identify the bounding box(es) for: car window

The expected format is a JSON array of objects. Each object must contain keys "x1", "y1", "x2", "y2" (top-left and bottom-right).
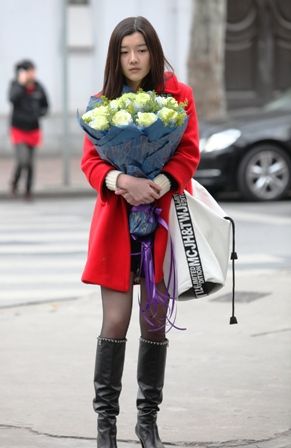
[{"x1": 264, "y1": 90, "x2": 291, "y2": 112}]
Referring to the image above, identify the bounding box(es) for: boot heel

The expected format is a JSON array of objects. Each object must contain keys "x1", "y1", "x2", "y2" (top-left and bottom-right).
[{"x1": 135, "y1": 426, "x2": 145, "y2": 448}]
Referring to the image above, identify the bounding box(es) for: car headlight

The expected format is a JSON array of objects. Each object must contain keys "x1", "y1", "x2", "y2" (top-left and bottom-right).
[{"x1": 200, "y1": 129, "x2": 241, "y2": 153}]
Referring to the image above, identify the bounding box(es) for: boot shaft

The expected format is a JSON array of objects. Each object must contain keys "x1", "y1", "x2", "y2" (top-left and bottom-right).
[
  {"x1": 136, "y1": 338, "x2": 168, "y2": 448},
  {"x1": 93, "y1": 337, "x2": 126, "y2": 416},
  {"x1": 136, "y1": 338, "x2": 168, "y2": 413}
]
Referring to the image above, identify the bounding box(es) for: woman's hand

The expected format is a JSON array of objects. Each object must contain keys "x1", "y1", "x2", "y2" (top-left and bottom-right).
[{"x1": 115, "y1": 174, "x2": 161, "y2": 206}]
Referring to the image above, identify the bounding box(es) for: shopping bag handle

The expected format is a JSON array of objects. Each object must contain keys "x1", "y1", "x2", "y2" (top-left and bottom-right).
[{"x1": 224, "y1": 217, "x2": 238, "y2": 325}]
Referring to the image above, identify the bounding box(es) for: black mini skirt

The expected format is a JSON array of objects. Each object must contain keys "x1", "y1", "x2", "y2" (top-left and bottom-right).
[{"x1": 130, "y1": 236, "x2": 142, "y2": 280}]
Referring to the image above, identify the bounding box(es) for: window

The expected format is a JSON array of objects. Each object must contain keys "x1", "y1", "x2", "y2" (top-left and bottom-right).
[
  {"x1": 68, "y1": 0, "x2": 93, "y2": 49},
  {"x1": 68, "y1": 0, "x2": 89, "y2": 5}
]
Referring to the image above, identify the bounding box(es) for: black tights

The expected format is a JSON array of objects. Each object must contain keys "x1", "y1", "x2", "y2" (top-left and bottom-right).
[
  {"x1": 100, "y1": 274, "x2": 168, "y2": 342},
  {"x1": 12, "y1": 144, "x2": 35, "y2": 194}
]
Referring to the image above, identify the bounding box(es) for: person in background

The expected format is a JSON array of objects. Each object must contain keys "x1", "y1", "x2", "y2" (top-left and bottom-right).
[{"x1": 8, "y1": 59, "x2": 49, "y2": 199}]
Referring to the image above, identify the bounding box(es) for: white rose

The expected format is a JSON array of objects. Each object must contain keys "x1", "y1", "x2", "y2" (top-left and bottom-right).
[
  {"x1": 91, "y1": 106, "x2": 109, "y2": 119},
  {"x1": 136, "y1": 112, "x2": 158, "y2": 128},
  {"x1": 164, "y1": 96, "x2": 179, "y2": 109},
  {"x1": 134, "y1": 92, "x2": 152, "y2": 111},
  {"x1": 112, "y1": 110, "x2": 133, "y2": 127},
  {"x1": 82, "y1": 109, "x2": 95, "y2": 123},
  {"x1": 89, "y1": 115, "x2": 109, "y2": 131},
  {"x1": 155, "y1": 96, "x2": 167, "y2": 108}
]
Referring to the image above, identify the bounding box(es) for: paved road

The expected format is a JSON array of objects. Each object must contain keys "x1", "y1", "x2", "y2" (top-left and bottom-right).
[
  {"x1": 223, "y1": 199, "x2": 291, "y2": 271},
  {"x1": 0, "y1": 197, "x2": 290, "y2": 308},
  {"x1": 0, "y1": 197, "x2": 290, "y2": 448},
  {"x1": 0, "y1": 197, "x2": 96, "y2": 308}
]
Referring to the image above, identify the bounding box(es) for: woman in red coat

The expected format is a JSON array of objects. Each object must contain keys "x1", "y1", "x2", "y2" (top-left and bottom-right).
[{"x1": 81, "y1": 16, "x2": 200, "y2": 448}]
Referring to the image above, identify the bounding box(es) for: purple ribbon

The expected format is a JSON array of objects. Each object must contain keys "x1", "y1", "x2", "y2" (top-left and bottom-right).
[
  {"x1": 131, "y1": 204, "x2": 159, "y2": 217},
  {"x1": 130, "y1": 205, "x2": 163, "y2": 239},
  {"x1": 131, "y1": 206, "x2": 185, "y2": 332}
]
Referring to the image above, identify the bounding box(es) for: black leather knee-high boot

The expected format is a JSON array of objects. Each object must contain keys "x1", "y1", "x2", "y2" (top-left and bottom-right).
[
  {"x1": 135, "y1": 338, "x2": 168, "y2": 448},
  {"x1": 93, "y1": 337, "x2": 126, "y2": 448}
]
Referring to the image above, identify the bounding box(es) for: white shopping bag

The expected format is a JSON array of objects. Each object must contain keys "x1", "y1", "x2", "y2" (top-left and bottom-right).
[{"x1": 164, "y1": 179, "x2": 233, "y2": 301}]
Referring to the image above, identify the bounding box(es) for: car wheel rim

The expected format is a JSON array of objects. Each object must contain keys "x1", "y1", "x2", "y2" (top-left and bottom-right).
[{"x1": 246, "y1": 150, "x2": 289, "y2": 200}]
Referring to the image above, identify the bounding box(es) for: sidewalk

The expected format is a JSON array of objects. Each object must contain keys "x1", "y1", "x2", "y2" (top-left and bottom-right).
[
  {"x1": 1, "y1": 425, "x2": 291, "y2": 448},
  {"x1": 0, "y1": 153, "x2": 291, "y2": 448},
  {"x1": 0, "y1": 270, "x2": 291, "y2": 448},
  {"x1": 0, "y1": 153, "x2": 93, "y2": 199}
]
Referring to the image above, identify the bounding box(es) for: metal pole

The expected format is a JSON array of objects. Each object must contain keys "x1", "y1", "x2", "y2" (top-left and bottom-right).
[{"x1": 61, "y1": 0, "x2": 70, "y2": 186}]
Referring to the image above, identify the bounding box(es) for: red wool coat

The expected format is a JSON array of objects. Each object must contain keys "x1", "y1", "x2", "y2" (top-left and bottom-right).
[{"x1": 81, "y1": 73, "x2": 200, "y2": 291}]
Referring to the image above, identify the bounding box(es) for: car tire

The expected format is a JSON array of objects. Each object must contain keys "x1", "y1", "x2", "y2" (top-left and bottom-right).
[{"x1": 238, "y1": 144, "x2": 291, "y2": 201}]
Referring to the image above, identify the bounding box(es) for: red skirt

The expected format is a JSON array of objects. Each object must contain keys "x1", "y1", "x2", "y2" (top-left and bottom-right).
[{"x1": 11, "y1": 127, "x2": 42, "y2": 147}]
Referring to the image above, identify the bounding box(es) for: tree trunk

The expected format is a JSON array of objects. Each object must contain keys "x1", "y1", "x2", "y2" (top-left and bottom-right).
[{"x1": 188, "y1": 0, "x2": 227, "y2": 120}]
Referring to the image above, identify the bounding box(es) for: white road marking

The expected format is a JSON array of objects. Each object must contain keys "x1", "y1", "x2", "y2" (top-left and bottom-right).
[{"x1": 225, "y1": 210, "x2": 291, "y2": 225}]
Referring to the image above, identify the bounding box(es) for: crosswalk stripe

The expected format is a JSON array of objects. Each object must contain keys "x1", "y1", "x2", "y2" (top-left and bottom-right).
[
  {"x1": 224, "y1": 209, "x2": 291, "y2": 225},
  {"x1": 0, "y1": 199, "x2": 95, "y2": 307},
  {"x1": 0, "y1": 259, "x2": 84, "y2": 269},
  {"x1": 0, "y1": 244, "x2": 87, "y2": 254},
  {"x1": 0, "y1": 231, "x2": 88, "y2": 242},
  {"x1": 236, "y1": 254, "x2": 283, "y2": 263}
]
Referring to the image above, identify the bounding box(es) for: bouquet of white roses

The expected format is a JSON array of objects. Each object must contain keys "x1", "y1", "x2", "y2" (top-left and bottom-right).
[{"x1": 79, "y1": 89, "x2": 188, "y2": 179}]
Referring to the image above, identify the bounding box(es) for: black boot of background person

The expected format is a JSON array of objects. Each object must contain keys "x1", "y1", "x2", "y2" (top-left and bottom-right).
[
  {"x1": 24, "y1": 146, "x2": 34, "y2": 200},
  {"x1": 135, "y1": 338, "x2": 168, "y2": 448},
  {"x1": 93, "y1": 337, "x2": 126, "y2": 448},
  {"x1": 24, "y1": 165, "x2": 33, "y2": 200},
  {"x1": 11, "y1": 165, "x2": 22, "y2": 195}
]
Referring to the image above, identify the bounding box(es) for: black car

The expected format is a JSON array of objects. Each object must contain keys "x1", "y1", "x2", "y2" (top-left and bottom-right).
[{"x1": 195, "y1": 91, "x2": 291, "y2": 201}]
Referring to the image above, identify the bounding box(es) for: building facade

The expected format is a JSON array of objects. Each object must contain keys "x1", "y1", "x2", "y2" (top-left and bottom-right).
[
  {"x1": 225, "y1": 0, "x2": 291, "y2": 108},
  {"x1": 0, "y1": 0, "x2": 193, "y2": 153}
]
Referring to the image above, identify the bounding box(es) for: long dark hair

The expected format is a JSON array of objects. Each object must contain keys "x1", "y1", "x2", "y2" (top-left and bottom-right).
[{"x1": 102, "y1": 16, "x2": 173, "y2": 99}]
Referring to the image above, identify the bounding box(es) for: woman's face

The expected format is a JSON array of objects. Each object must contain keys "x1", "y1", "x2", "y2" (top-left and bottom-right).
[{"x1": 120, "y1": 32, "x2": 151, "y2": 91}]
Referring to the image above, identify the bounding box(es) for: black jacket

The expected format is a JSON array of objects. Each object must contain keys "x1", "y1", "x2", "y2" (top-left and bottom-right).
[{"x1": 9, "y1": 80, "x2": 49, "y2": 130}]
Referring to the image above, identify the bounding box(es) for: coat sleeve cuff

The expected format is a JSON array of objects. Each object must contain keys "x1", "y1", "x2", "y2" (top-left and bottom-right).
[
  {"x1": 105, "y1": 170, "x2": 123, "y2": 191},
  {"x1": 153, "y1": 173, "x2": 171, "y2": 197}
]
